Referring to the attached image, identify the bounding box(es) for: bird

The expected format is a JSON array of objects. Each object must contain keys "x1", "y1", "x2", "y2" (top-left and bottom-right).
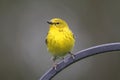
[{"x1": 45, "y1": 18, "x2": 75, "y2": 70}]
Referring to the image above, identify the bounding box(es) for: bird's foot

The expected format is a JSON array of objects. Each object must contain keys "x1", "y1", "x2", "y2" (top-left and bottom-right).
[
  {"x1": 69, "y1": 52, "x2": 75, "y2": 59},
  {"x1": 53, "y1": 63, "x2": 57, "y2": 70}
]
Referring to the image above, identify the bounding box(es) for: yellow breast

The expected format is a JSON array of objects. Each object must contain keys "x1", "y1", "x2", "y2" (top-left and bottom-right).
[{"x1": 46, "y1": 27, "x2": 75, "y2": 56}]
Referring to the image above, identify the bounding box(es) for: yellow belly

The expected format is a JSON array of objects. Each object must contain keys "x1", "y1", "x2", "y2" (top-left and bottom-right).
[{"x1": 47, "y1": 31, "x2": 75, "y2": 57}]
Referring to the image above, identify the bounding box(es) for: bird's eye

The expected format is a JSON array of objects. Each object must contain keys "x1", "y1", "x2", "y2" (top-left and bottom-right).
[{"x1": 56, "y1": 22, "x2": 59, "y2": 24}]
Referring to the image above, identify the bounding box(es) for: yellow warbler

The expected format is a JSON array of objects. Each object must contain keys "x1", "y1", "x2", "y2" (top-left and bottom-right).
[{"x1": 45, "y1": 18, "x2": 75, "y2": 69}]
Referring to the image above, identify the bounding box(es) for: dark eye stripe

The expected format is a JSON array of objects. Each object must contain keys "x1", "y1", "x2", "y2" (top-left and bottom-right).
[
  {"x1": 52, "y1": 22, "x2": 60, "y2": 25},
  {"x1": 56, "y1": 22, "x2": 59, "y2": 24}
]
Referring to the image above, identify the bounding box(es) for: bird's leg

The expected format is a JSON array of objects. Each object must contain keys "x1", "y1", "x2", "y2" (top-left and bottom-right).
[
  {"x1": 61, "y1": 57, "x2": 66, "y2": 62},
  {"x1": 51, "y1": 56, "x2": 57, "y2": 70},
  {"x1": 69, "y1": 52, "x2": 75, "y2": 59}
]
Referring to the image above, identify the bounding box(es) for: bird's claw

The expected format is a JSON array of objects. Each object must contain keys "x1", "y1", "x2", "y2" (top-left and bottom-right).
[
  {"x1": 53, "y1": 63, "x2": 57, "y2": 70},
  {"x1": 71, "y1": 54, "x2": 75, "y2": 59},
  {"x1": 69, "y1": 52, "x2": 75, "y2": 59}
]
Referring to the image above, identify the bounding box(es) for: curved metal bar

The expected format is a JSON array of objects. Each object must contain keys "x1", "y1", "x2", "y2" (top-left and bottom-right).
[{"x1": 39, "y1": 43, "x2": 120, "y2": 80}]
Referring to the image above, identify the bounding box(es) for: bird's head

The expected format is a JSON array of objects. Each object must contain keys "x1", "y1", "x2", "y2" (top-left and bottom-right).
[{"x1": 47, "y1": 18, "x2": 69, "y2": 28}]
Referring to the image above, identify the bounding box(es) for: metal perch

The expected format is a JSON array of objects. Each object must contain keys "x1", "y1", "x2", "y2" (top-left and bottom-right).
[{"x1": 39, "y1": 42, "x2": 120, "y2": 80}]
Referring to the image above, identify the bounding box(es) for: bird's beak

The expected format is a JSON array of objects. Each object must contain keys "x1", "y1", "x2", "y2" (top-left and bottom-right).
[{"x1": 47, "y1": 21, "x2": 53, "y2": 24}]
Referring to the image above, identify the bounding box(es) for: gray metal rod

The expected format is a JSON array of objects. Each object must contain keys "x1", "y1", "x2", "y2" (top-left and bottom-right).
[{"x1": 39, "y1": 42, "x2": 120, "y2": 80}]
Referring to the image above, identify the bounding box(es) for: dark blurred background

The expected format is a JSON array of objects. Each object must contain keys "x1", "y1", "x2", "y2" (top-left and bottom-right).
[{"x1": 0, "y1": 0, "x2": 120, "y2": 80}]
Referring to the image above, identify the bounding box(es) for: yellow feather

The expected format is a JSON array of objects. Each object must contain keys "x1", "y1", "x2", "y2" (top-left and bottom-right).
[{"x1": 46, "y1": 18, "x2": 75, "y2": 57}]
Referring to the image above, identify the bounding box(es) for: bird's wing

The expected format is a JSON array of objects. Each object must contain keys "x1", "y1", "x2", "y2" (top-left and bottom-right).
[
  {"x1": 45, "y1": 33, "x2": 48, "y2": 45},
  {"x1": 45, "y1": 38, "x2": 48, "y2": 45}
]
